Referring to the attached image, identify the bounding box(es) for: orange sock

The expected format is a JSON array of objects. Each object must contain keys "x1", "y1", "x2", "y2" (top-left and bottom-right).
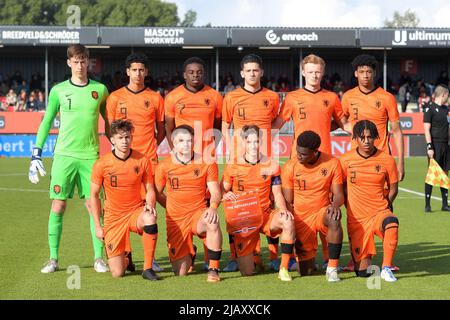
[
  {"x1": 143, "y1": 225, "x2": 158, "y2": 270},
  {"x1": 328, "y1": 259, "x2": 339, "y2": 268},
  {"x1": 207, "y1": 249, "x2": 222, "y2": 270},
  {"x1": 280, "y1": 240, "x2": 295, "y2": 269},
  {"x1": 382, "y1": 224, "x2": 398, "y2": 268}
]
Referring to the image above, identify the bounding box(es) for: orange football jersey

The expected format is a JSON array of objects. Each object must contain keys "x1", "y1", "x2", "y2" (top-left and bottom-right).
[
  {"x1": 279, "y1": 88, "x2": 343, "y2": 155},
  {"x1": 105, "y1": 87, "x2": 164, "y2": 164},
  {"x1": 164, "y1": 84, "x2": 223, "y2": 151},
  {"x1": 339, "y1": 148, "x2": 399, "y2": 223},
  {"x1": 341, "y1": 86, "x2": 399, "y2": 154},
  {"x1": 91, "y1": 150, "x2": 151, "y2": 225},
  {"x1": 281, "y1": 153, "x2": 343, "y2": 217},
  {"x1": 222, "y1": 157, "x2": 281, "y2": 214},
  {"x1": 154, "y1": 154, "x2": 219, "y2": 222}
]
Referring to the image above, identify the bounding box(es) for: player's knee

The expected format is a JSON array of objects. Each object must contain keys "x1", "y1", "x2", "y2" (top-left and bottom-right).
[
  {"x1": 142, "y1": 212, "x2": 157, "y2": 225},
  {"x1": 206, "y1": 220, "x2": 220, "y2": 232},
  {"x1": 51, "y1": 200, "x2": 66, "y2": 213},
  {"x1": 111, "y1": 268, "x2": 125, "y2": 278},
  {"x1": 327, "y1": 219, "x2": 341, "y2": 232},
  {"x1": 382, "y1": 216, "x2": 399, "y2": 231}
]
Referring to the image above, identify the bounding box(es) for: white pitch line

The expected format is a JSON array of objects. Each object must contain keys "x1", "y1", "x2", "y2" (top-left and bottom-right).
[
  {"x1": 0, "y1": 187, "x2": 47, "y2": 193},
  {"x1": 0, "y1": 173, "x2": 27, "y2": 176},
  {"x1": 399, "y1": 187, "x2": 441, "y2": 202}
]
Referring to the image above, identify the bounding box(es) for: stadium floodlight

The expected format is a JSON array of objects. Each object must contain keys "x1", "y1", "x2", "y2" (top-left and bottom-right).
[
  {"x1": 259, "y1": 46, "x2": 290, "y2": 50},
  {"x1": 237, "y1": 46, "x2": 243, "y2": 51},
  {"x1": 182, "y1": 46, "x2": 214, "y2": 49},
  {"x1": 0, "y1": 45, "x2": 3, "y2": 48}
]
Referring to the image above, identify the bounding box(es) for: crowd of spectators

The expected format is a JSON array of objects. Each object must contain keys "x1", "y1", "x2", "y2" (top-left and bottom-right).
[
  {"x1": 2, "y1": 69, "x2": 449, "y2": 113},
  {"x1": 0, "y1": 71, "x2": 46, "y2": 112}
]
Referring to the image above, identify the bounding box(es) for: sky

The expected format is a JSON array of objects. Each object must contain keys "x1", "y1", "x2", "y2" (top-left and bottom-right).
[{"x1": 169, "y1": 0, "x2": 450, "y2": 28}]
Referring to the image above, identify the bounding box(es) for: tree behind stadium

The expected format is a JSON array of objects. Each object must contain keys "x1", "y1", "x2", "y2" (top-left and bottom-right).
[{"x1": 0, "y1": 0, "x2": 196, "y2": 27}]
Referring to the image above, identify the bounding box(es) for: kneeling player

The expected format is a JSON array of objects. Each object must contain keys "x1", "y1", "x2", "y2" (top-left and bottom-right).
[
  {"x1": 155, "y1": 125, "x2": 223, "y2": 282},
  {"x1": 222, "y1": 125, "x2": 295, "y2": 281},
  {"x1": 340, "y1": 120, "x2": 399, "y2": 282},
  {"x1": 90, "y1": 119, "x2": 160, "y2": 280},
  {"x1": 282, "y1": 131, "x2": 344, "y2": 282}
]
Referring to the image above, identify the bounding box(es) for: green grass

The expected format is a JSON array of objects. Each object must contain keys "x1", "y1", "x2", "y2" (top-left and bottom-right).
[{"x1": 1, "y1": 157, "x2": 450, "y2": 299}]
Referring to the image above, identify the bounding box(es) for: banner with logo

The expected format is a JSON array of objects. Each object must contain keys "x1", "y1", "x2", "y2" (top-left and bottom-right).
[
  {"x1": 0, "y1": 26, "x2": 98, "y2": 45},
  {"x1": 360, "y1": 29, "x2": 450, "y2": 48},
  {"x1": 231, "y1": 28, "x2": 357, "y2": 47},
  {"x1": 100, "y1": 27, "x2": 228, "y2": 46}
]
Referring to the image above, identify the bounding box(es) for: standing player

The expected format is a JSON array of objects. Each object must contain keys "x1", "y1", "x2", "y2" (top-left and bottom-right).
[
  {"x1": 341, "y1": 54, "x2": 404, "y2": 180},
  {"x1": 155, "y1": 125, "x2": 223, "y2": 282},
  {"x1": 164, "y1": 57, "x2": 223, "y2": 270},
  {"x1": 275, "y1": 54, "x2": 345, "y2": 268},
  {"x1": 164, "y1": 57, "x2": 223, "y2": 161},
  {"x1": 281, "y1": 131, "x2": 344, "y2": 282},
  {"x1": 105, "y1": 52, "x2": 165, "y2": 272},
  {"x1": 423, "y1": 84, "x2": 450, "y2": 212},
  {"x1": 340, "y1": 120, "x2": 399, "y2": 282},
  {"x1": 29, "y1": 44, "x2": 109, "y2": 273},
  {"x1": 222, "y1": 125, "x2": 295, "y2": 281},
  {"x1": 222, "y1": 54, "x2": 284, "y2": 272},
  {"x1": 90, "y1": 120, "x2": 160, "y2": 280}
]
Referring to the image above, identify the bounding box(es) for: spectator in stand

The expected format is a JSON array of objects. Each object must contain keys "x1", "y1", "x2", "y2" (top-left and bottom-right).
[
  {"x1": 6, "y1": 89, "x2": 17, "y2": 110},
  {"x1": 398, "y1": 82, "x2": 411, "y2": 112},
  {"x1": 36, "y1": 91, "x2": 46, "y2": 111},
  {"x1": 279, "y1": 81, "x2": 289, "y2": 93},
  {"x1": 0, "y1": 96, "x2": 6, "y2": 111},
  {"x1": 10, "y1": 71, "x2": 23, "y2": 87},
  {"x1": 27, "y1": 91, "x2": 37, "y2": 111},
  {"x1": 436, "y1": 70, "x2": 449, "y2": 86},
  {"x1": 0, "y1": 81, "x2": 8, "y2": 96},
  {"x1": 17, "y1": 79, "x2": 30, "y2": 95},
  {"x1": 16, "y1": 89, "x2": 28, "y2": 111},
  {"x1": 418, "y1": 86, "x2": 431, "y2": 111},
  {"x1": 223, "y1": 77, "x2": 236, "y2": 94},
  {"x1": 30, "y1": 73, "x2": 43, "y2": 92}
]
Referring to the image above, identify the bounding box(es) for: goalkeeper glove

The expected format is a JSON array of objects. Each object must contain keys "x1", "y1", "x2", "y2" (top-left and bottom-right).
[{"x1": 29, "y1": 147, "x2": 46, "y2": 184}]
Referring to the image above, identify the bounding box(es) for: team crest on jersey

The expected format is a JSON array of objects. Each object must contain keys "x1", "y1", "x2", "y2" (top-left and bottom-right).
[
  {"x1": 107, "y1": 243, "x2": 114, "y2": 252},
  {"x1": 263, "y1": 99, "x2": 269, "y2": 108},
  {"x1": 323, "y1": 99, "x2": 329, "y2": 107},
  {"x1": 204, "y1": 98, "x2": 211, "y2": 106},
  {"x1": 53, "y1": 185, "x2": 61, "y2": 194},
  {"x1": 194, "y1": 168, "x2": 200, "y2": 177},
  {"x1": 321, "y1": 168, "x2": 328, "y2": 177},
  {"x1": 134, "y1": 166, "x2": 140, "y2": 175},
  {"x1": 261, "y1": 174, "x2": 268, "y2": 180},
  {"x1": 91, "y1": 91, "x2": 98, "y2": 100},
  {"x1": 375, "y1": 100, "x2": 381, "y2": 109},
  {"x1": 171, "y1": 248, "x2": 176, "y2": 255},
  {"x1": 375, "y1": 165, "x2": 381, "y2": 173},
  {"x1": 144, "y1": 100, "x2": 150, "y2": 109}
]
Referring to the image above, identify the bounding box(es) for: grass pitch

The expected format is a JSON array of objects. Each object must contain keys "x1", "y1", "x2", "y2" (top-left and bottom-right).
[{"x1": 1, "y1": 157, "x2": 450, "y2": 300}]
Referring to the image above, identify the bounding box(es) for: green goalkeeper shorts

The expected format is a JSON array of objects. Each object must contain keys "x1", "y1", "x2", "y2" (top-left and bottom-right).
[{"x1": 49, "y1": 155, "x2": 97, "y2": 200}]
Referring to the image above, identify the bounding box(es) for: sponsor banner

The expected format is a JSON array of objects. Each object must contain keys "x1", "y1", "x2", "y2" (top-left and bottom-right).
[
  {"x1": 100, "y1": 27, "x2": 228, "y2": 46},
  {"x1": 0, "y1": 112, "x2": 106, "y2": 134},
  {"x1": 0, "y1": 26, "x2": 98, "y2": 45},
  {"x1": 231, "y1": 28, "x2": 356, "y2": 47},
  {"x1": 0, "y1": 134, "x2": 57, "y2": 157},
  {"x1": 360, "y1": 29, "x2": 450, "y2": 48}
]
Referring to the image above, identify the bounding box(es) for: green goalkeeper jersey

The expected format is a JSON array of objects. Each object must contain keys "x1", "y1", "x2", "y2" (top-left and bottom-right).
[{"x1": 35, "y1": 79, "x2": 109, "y2": 159}]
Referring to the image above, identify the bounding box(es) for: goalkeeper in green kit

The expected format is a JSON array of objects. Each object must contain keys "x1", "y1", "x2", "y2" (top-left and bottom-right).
[{"x1": 29, "y1": 44, "x2": 110, "y2": 273}]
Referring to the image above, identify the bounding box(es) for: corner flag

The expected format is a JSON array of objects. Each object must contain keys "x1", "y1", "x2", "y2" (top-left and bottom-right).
[{"x1": 425, "y1": 158, "x2": 450, "y2": 189}]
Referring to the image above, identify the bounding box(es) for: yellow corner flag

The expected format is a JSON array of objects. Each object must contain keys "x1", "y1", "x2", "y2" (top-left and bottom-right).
[{"x1": 425, "y1": 158, "x2": 450, "y2": 189}]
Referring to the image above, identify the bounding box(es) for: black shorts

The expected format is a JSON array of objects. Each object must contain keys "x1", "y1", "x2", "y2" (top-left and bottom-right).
[{"x1": 433, "y1": 142, "x2": 450, "y2": 171}]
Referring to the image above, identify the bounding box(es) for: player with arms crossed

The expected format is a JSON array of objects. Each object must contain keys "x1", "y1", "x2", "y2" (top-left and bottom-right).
[
  {"x1": 282, "y1": 131, "x2": 345, "y2": 282},
  {"x1": 340, "y1": 120, "x2": 400, "y2": 282},
  {"x1": 155, "y1": 125, "x2": 223, "y2": 282},
  {"x1": 105, "y1": 52, "x2": 165, "y2": 272},
  {"x1": 90, "y1": 120, "x2": 160, "y2": 280},
  {"x1": 222, "y1": 125, "x2": 295, "y2": 281},
  {"x1": 30, "y1": 44, "x2": 109, "y2": 273}
]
